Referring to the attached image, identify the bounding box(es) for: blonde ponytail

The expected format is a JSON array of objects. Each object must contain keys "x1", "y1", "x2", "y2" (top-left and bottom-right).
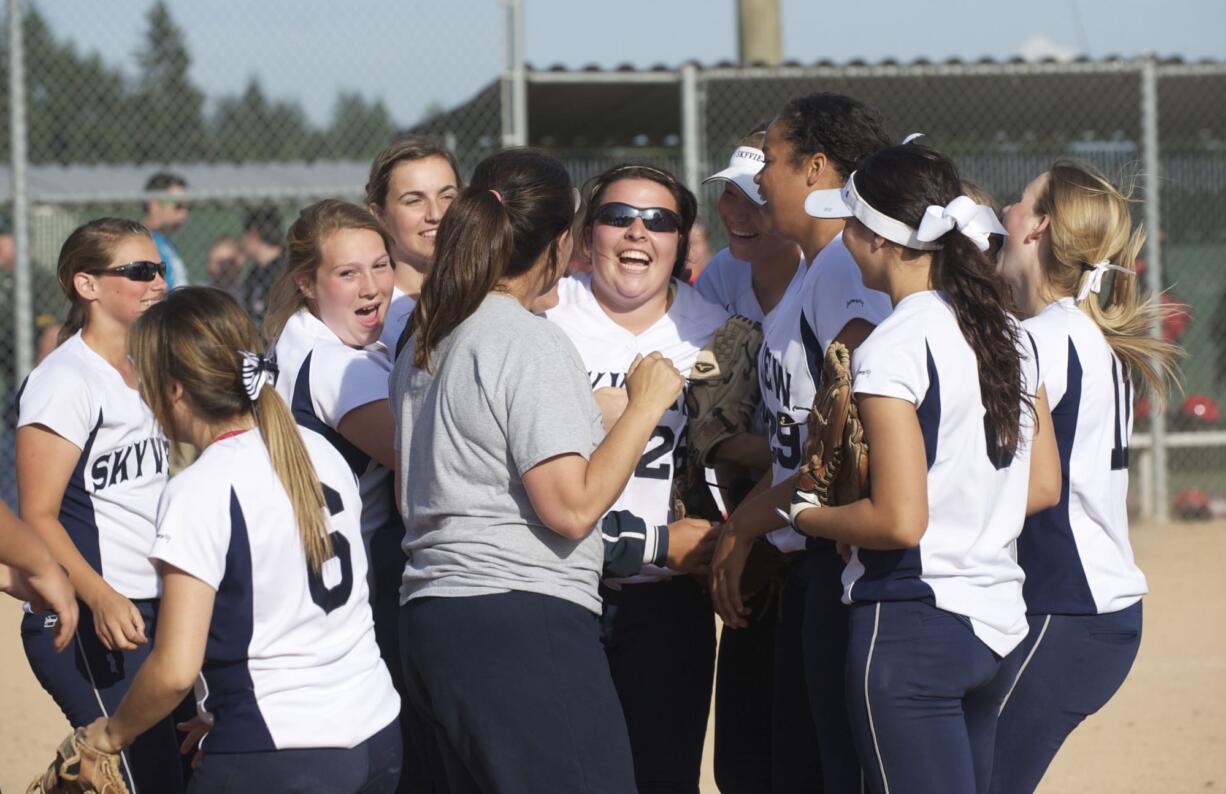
[{"x1": 1038, "y1": 161, "x2": 1184, "y2": 406}]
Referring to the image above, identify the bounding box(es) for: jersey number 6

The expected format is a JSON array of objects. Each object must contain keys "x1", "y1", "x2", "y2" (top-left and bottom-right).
[{"x1": 307, "y1": 483, "x2": 355, "y2": 614}]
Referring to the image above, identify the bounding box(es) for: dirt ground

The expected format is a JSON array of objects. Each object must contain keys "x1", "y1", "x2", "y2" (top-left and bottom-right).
[{"x1": 2, "y1": 520, "x2": 1223, "y2": 793}]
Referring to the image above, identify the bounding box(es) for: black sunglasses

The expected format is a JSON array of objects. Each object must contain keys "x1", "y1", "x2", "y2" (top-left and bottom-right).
[
  {"x1": 593, "y1": 202, "x2": 683, "y2": 234},
  {"x1": 86, "y1": 260, "x2": 167, "y2": 282}
]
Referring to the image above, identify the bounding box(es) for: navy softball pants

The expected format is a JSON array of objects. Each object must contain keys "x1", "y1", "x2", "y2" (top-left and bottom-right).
[
  {"x1": 398, "y1": 591, "x2": 637, "y2": 794},
  {"x1": 22, "y1": 598, "x2": 183, "y2": 794},
  {"x1": 845, "y1": 600, "x2": 1014, "y2": 794},
  {"x1": 989, "y1": 602, "x2": 1142, "y2": 794},
  {"x1": 600, "y1": 575, "x2": 716, "y2": 794}
]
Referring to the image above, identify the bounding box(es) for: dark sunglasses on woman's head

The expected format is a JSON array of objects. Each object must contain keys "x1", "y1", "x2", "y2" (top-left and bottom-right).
[
  {"x1": 593, "y1": 202, "x2": 683, "y2": 234},
  {"x1": 85, "y1": 260, "x2": 167, "y2": 282}
]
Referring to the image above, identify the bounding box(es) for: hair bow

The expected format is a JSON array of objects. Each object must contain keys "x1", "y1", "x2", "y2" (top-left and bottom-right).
[
  {"x1": 1076, "y1": 260, "x2": 1132, "y2": 303},
  {"x1": 239, "y1": 351, "x2": 278, "y2": 403},
  {"x1": 915, "y1": 195, "x2": 1007, "y2": 253}
]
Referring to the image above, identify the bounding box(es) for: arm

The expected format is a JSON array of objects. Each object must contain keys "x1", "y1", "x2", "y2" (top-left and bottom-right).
[
  {"x1": 85, "y1": 566, "x2": 214, "y2": 752},
  {"x1": 0, "y1": 500, "x2": 78, "y2": 650},
  {"x1": 711, "y1": 432, "x2": 772, "y2": 471},
  {"x1": 337, "y1": 399, "x2": 396, "y2": 469},
  {"x1": 1026, "y1": 386, "x2": 1061, "y2": 516},
  {"x1": 17, "y1": 424, "x2": 146, "y2": 650},
  {"x1": 522, "y1": 353, "x2": 684, "y2": 540}
]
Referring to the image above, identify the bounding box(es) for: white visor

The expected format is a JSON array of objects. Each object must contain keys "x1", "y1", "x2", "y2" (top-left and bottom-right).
[
  {"x1": 704, "y1": 146, "x2": 766, "y2": 205},
  {"x1": 804, "y1": 172, "x2": 941, "y2": 251}
]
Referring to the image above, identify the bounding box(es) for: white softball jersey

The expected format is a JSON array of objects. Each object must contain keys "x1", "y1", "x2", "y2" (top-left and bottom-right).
[
  {"x1": 758, "y1": 234, "x2": 891, "y2": 552},
  {"x1": 16, "y1": 332, "x2": 169, "y2": 599},
  {"x1": 843, "y1": 290, "x2": 1039, "y2": 657},
  {"x1": 273, "y1": 309, "x2": 397, "y2": 550},
  {"x1": 150, "y1": 429, "x2": 398, "y2": 752},
  {"x1": 379, "y1": 284, "x2": 416, "y2": 355},
  {"x1": 1018, "y1": 297, "x2": 1147, "y2": 615},
  {"x1": 547, "y1": 274, "x2": 729, "y2": 582}
]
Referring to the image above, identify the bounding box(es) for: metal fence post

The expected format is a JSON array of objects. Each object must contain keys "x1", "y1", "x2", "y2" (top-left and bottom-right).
[
  {"x1": 8, "y1": 0, "x2": 32, "y2": 381},
  {"x1": 1141, "y1": 57, "x2": 1169, "y2": 522},
  {"x1": 501, "y1": 0, "x2": 527, "y2": 148},
  {"x1": 681, "y1": 63, "x2": 701, "y2": 195}
]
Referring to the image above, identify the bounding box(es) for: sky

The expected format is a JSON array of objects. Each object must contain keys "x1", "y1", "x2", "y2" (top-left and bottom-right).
[{"x1": 31, "y1": 0, "x2": 1226, "y2": 127}]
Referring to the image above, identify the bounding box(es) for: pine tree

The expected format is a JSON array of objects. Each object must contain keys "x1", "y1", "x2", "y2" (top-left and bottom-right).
[{"x1": 131, "y1": 0, "x2": 207, "y2": 162}]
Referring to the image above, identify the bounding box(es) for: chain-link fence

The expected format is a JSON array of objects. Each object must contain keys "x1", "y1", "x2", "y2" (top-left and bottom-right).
[{"x1": 2, "y1": 1, "x2": 1222, "y2": 520}]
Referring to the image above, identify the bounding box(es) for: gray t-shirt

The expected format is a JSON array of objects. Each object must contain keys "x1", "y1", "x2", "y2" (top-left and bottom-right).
[{"x1": 390, "y1": 293, "x2": 606, "y2": 614}]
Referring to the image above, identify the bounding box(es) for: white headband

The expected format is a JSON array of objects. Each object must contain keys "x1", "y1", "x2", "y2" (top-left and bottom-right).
[
  {"x1": 1076, "y1": 260, "x2": 1132, "y2": 303},
  {"x1": 916, "y1": 195, "x2": 1008, "y2": 253},
  {"x1": 805, "y1": 173, "x2": 1006, "y2": 253}
]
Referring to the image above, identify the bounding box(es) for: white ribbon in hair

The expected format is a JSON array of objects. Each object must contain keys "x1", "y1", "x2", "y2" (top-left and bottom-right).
[
  {"x1": 1076, "y1": 260, "x2": 1132, "y2": 303},
  {"x1": 239, "y1": 351, "x2": 278, "y2": 403},
  {"x1": 916, "y1": 195, "x2": 1008, "y2": 253}
]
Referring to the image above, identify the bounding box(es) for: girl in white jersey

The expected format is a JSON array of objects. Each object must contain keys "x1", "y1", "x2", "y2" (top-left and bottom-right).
[
  {"x1": 786, "y1": 144, "x2": 1061, "y2": 794},
  {"x1": 263, "y1": 200, "x2": 423, "y2": 792},
  {"x1": 711, "y1": 94, "x2": 895, "y2": 794},
  {"x1": 546, "y1": 162, "x2": 727, "y2": 792},
  {"x1": 17, "y1": 218, "x2": 182, "y2": 793},
  {"x1": 989, "y1": 162, "x2": 1182, "y2": 794},
  {"x1": 392, "y1": 149, "x2": 684, "y2": 793},
  {"x1": 82, "y1": 287, "x2": 400, "y2": 793},
  {"x1": 364, "y1": 137, "x2": 462, "y2": 354}
]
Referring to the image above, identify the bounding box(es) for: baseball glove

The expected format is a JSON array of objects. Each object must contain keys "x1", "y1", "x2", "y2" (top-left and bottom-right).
[
  {"x1": 27, "y1": 728, "x2": 129, "y2": 794},
  {"x1": 792, "y1": 341, "x2": 869, "y2": 516},
  {"x1": 677, "y1": 315, "x2": 764, "y2": 521}
]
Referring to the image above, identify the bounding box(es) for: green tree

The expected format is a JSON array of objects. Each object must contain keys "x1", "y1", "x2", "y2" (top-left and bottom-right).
[
  {"x1": 319, "y1": 92, "x2": 395, "y2": 159},
  {"x1": 131, "y1": 0, "x2": 207, "y2": 162},
  {"x1": 211, "y1": 77, "x2": 314, "y2": 162}
]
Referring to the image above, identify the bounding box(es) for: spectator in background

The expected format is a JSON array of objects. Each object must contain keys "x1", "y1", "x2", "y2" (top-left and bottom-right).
[
  {"x1": 240, "y1": 205, "x2": 285, "y2": 328},
  {"x1": 142, "y1": 172, "x2": 191, "y2": 289},
  {"x1": 683, "y1": 218, "x2": 713, "y2": 284},
  {"x1": 205, "y1": 234, "x2": 247, "y2": 300}
]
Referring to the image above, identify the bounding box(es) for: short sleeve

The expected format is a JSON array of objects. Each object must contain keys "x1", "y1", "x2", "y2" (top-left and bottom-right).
[
  {"x1": 148, "y1": 479, "x2": 231, "y2": 590},
  {"x1": 852, "y1": 332, "x2": 927, "y2": 407},
  {"x1": 1022, "y1": 316, "x2": 1067, "y2": 407},
  {"x1": 503, "y1": 338, "x2": 601, "y2": 476},
  {"x1": 310, "y1": 346, "x2": 393, "y2": 429},
  {"x1": 809, "y1": 249, "x2": 893, "y2": 351},
  {"x1": 693, "y1": 255, "x2": 726, "y2": 307},
  {"x1": 17, "y1": 363, "x2": 98, "y2": 449}
]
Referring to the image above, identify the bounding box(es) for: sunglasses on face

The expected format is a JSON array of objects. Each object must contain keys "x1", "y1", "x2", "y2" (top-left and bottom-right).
[
  {"x1": 593, "y1": 202, "x2": 683, "y2": 234},
  {"x1": 86, "y1": 260, "x2": 167, "y2": 282}
]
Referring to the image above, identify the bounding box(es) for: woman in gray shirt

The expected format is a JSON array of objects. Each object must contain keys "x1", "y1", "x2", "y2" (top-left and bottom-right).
[{"x1": 390, "y1": 149, "x2": 683, "y2": 793}]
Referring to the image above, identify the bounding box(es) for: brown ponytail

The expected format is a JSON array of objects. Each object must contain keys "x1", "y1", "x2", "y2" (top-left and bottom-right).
[
  {"x1": 411, "y1": 149, "x2": 575, "y2": 370},
  {"x1": 55, "y1": 217, "x2": 151, "y2": 344},
  {"x1": 130, "y1": 287, "x2": 334, "y2": 573},
  {"x1": 1036, "y1": 160, "x2": 1183, "y2": 405},
  {"x1": 855, "y1": 145, "x2": 1031, "y2": 455}
]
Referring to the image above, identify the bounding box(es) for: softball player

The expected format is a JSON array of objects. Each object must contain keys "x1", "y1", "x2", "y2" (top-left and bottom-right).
[
  {"x1": 16, "y1": 218, "x2": 182, "y2": 793},
  {"x1": 546, "y1": 163, "x2": 726, "y2": 793},
  {"x1": 391, "y1": 149, "x2": 683, "y2": 793},
  {"x1": 788, "y1": 144, "x2": 1061, "y2": 794},
  {"x1": 80, "y1": 287, "x2": 400, "y2": 793},
  {"x1": 698, "y1": 132, "x2": 803, "y2": 792},
  {"x1": 710, "y1": 93, "x2": 895, "y2": 794},
  {"x1": 263, "y1": 200, "x2": 423, "y2": 791},
  {"x1": 364, "y1": 137, "x2": 462, "y2": 353},
  {"x1": 989, "y1": 161, "x2": 1182, "y2": 794}
]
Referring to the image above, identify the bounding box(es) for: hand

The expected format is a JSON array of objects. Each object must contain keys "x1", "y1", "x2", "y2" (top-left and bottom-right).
[
  {"x1": 709, "y1": 522, "x2": 755, "y2": 629},
  {"x1": 82, "y1": 716, "x2": 122, "y2": 754},
  {"x1": 25, "y1": 563, "x2": 79, "y2": 653},
  {"x1": 82, "y1": 581, "x2": 147, "y2": 651},
  {"x1": 665, "y1": 518, "x2": 719, "y2": 575},
  {"x1": 178, "y1": 715, "x2": 212, "y2": 769},
  {"x1": 593, "y1": 387, "x2": 630, "y2": 433},
  {"x1": 625, "y1": 352, "x2": 684, "y2": 418}
]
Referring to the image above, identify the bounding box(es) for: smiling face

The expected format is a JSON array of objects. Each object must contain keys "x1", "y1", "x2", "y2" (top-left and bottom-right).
[
  {"x1": 718, "y1": 182, "x2": 778, "y2": 262},
  {"x1": 370, "y1": 155, "x2": 459, "y2": 271},
  {"x1": 77, "y1": 234, "x2": 167, "y2": 328},
  {"x1": 588, "y1": 178, "x2": 681, "y2": 316},
  {"x1": 754, "y1": 120, "x2": 819, "y2": 243},
  {"x1": 998, "y1": 173, "x2": 1049, "y2": 292},
  {"x1": 299, "y1": 227, "x2": 393, "y2": 348}
]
